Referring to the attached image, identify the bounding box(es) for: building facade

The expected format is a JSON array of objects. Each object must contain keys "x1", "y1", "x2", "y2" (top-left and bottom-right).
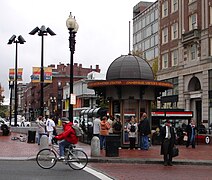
[
  {"x1": 22, "y1": 62, "x2": 100, "y2": 120},
  {"x1": 133, "y1": 1, "x2": 158, "y2": 66},
  {"x1": 158, "y1": 0, "x2": 212, "y2": 127},
  {"x1": 133, "y1": 0, "x2": 212, "y2": 127}
]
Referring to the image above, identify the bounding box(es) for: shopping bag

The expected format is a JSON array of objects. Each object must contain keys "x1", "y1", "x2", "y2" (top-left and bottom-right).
[{"x1": 172, "y1": 146, "x2": 179, "y2": 157}]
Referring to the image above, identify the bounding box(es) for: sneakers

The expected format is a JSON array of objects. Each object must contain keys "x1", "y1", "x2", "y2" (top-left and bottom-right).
[{"x1": 58, "y1": 156, "x2": 65, "y2": 160}]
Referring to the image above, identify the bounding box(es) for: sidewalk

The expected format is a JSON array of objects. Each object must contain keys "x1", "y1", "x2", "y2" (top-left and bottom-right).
[{"x1": 0, "y1": 132, "x2": 212, "y2": 165}]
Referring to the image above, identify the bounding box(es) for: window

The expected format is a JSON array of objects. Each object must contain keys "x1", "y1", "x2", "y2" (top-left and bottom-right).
[
  {"x1": 162, "y1": 27, "x2": 168, "y2": 44},
  {"x1": 209, "y1": 70, "x2": 212, "y2": 91},
  {"x1": 190, "y1": 44, "x2": 197, "y2": 60},
  {"x1": 189, "y1": 14, "x2": 197, "y2": 30},
  {"x1": 162, "y1": 53, "x2": 168, "y2": 69},
  {"x1": 171, "y1": 0, "x2": 178, "y2": 13},
  {"x1": 171, "y1": 23, "x2": 178, "y2": 40},
  {"x1": 171, "y1": 50, "x2": 178, "y2": 66},
  {"x1": 162, "y1": 1, "x2": 168, "y2": 18},
  {"x1": 144, "y1": 39, "x2": 150, "y2": 50}
]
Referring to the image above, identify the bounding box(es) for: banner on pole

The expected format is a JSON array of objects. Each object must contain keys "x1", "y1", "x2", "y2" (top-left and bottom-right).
[
  {"x1": 44, "y1": 67, "x2": 52, "y2": 83},
  {"x1": 31, "y1": 67, "x2": 40, "y2": 83},
  {"x1": 9, "y1": 68, "x2": 23, "y2": 81}
]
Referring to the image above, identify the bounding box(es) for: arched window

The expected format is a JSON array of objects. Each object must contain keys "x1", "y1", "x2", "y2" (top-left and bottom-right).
[{"x1": 188, "y1": 76, "x2": 201, "y2": 91}]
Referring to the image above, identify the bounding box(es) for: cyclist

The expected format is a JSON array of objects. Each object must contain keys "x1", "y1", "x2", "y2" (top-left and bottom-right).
[{"x1": 54, "y1": 117, "x2": 78, "y2": 159}]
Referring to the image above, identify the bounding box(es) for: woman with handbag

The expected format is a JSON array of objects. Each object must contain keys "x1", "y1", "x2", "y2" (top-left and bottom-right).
[{"x1": 160, "y1": 120, "x2": 176, "y2": 166}]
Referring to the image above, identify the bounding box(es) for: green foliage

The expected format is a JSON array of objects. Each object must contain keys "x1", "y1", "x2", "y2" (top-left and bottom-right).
[
  {"x1": 0, "y1": 105, "x2": 8, "y2": 118},
  {"x1": 96, "y1": 96, "x2": 109, "y2": 109},
  {"x1": 152, "y1": 57, "x2": 158, "y2": 80},
  {"x1": 132, "y1": 50, "x2": 143, "y2": 58}
]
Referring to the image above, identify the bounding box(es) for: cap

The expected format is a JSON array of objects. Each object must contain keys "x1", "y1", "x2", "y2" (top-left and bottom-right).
[{"x1": 61, "y1": 117, "x2": 70, "y2": 123}]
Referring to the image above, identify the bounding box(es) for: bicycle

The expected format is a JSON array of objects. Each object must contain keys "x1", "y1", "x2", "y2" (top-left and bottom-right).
[{"x1": 36, "y1": 143, "x2": 88, "y2": 170}]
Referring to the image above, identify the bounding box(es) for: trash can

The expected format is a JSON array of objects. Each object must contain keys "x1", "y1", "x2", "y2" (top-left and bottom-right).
[
  {"x1": 27, "y1": 130, "x2": 36, "y2": 143},
  {"x1": 105, "y1": 134, "x2": 120, "y2": 157}
]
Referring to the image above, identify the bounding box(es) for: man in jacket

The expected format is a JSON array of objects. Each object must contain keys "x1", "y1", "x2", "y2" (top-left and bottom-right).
[
  {"x1": 138, "y1": 113, "x2": 151, "y2": 150},
  {"x1": 55, "y1": 117, "x2": 78, "y2": 159},
  {"x1": 186, "y1": 119, "x2": 196, "y2": 148},
  {"x1": 160, "y1": 120, "x2": 176, "y2": 166}
]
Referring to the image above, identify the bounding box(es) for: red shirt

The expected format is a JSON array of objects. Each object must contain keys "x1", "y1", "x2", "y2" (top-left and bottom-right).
[{"x1": 56, "y1": 122, "x2": 78, "y2": 144}]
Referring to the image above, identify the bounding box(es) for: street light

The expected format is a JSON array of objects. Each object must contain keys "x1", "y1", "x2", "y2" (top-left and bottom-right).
[
  {"x1": 29, "y1": 26, "x2": 56, "y2": 116},
  {"x1": 8, "y1": 35, "x2": 26, "y2": 126},
  {"x1": 9, "y1": 81, "x2": 14, "y2": 126},
  {"x1": 66, "y1": 12, "x2": 79, "y2": 122}
]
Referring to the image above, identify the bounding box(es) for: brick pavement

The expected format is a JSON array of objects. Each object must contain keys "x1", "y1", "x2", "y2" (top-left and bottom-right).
[{"x1": 0, "y1": 132, "x2": 212, "y2": 165}]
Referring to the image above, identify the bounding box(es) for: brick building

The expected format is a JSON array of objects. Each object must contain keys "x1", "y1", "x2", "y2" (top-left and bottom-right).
[
  {"x1": 23, "y1": 62, "x2": 100, "y2": 120},
  {"x1": 133, "y1": 0, "x2": 212, "y2": 127}
]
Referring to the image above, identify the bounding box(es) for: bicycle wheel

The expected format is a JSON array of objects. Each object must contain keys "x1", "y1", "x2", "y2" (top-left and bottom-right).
[
  {"x1": 67, "y1": 149, "x2": 88, "y2": 170},
  {"x1": 36, "y1": 148, "x2": 57, "y2": 169}
]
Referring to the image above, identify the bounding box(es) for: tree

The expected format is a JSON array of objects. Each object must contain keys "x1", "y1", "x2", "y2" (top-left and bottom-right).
[
  {"x1": 0, "y1": 84, "x2": 4, "y2": 106},
  {"x1": 132, "y1": 50, "x2": 144, "y2": 58},
  {"x1": 152, "y1": 57, "x2": 158, "y2": 80}
]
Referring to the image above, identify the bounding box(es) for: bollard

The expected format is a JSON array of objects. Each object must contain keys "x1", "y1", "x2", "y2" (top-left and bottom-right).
[
  {"x1": 91, "y1": 136, "x2": 100, "y2": 157},
  {"x1": 39, "y1": 134, "x2": 49, "y2": 151}
]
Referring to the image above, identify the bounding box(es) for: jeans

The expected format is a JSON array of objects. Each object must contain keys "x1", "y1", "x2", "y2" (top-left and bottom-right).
[
  {"x1": 59, "y1": 140, "x2": 71, "y2": 156},
  {"x1": 129, "y1": 137, "x2": 136, "y2": 149},
  {"x1": 100, "y1": 135, "x2": 106, "y2": 149},
  {"x1": 140, "y1": 135, "x2": 149, "y2": 150},
  {"x1": 47, "y1": 131, "x2": 53, "y2": 145}
]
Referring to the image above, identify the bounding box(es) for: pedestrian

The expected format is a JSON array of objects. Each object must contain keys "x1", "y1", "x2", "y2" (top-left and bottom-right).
[
  {"x1": 112, "y1": 115, "x2": 122, "y2": 149},
  {"x1": 138, "y1": 112, "x2": 151, "y2": 150},
  {"x1": 45, "y1": 115, "x2": 56, "y2": 146},
  {"x1": 127, "y1": 116, "x2": 138, "y2": 150},
  {"x1": 93, "y1": 115, "x2": 101, "y2": 138},
  {"x1": 35, "y1": 115, "x2": 46, "y2": 145},
  {"x1": 160, "y1": 120, "x2": 176, "y2": 166},
  {"x1": 185, "y1": 119, "x2": 196, "y2": 148},
  {"x1": 100, "y1": 116, "x2": 110, "y2": 150},
  {"x1": 107, "y1": 115, "x2": 114, "y2": 134},
  {"x1": 54, "y1": 117, "x2": 78, "y2": 160}
]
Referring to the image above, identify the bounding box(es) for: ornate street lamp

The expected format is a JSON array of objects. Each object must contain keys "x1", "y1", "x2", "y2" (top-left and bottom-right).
[
  {"x1": 66, "y1": 12, "x2": 79, "y2": 122},
  {"x1": 29, "y1": 26, "x2": 56, "y2": 116},
  {"x1": 8, "y1": 35, "x2": 26, "y2": 126}
]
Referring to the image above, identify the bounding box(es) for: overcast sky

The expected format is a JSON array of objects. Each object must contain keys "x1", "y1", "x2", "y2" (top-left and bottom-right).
[{"x1": 0, "y1": 0, "x2": 154, "y2": 104}]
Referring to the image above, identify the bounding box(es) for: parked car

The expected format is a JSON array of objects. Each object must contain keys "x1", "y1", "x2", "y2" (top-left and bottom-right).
[
  {"x1": 10, "y1": 117, "x2": 31, "y2": 127},
  {"x1": 198, "y1": 124, "x2": 207, "y2": 134},
  {"x1": 0, "y1": 117, "x2": 9, "y2": 127}
]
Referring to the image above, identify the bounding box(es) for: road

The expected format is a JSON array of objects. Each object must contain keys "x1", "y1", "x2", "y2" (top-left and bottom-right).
[
  {"x1": 1, "y1": 160, "x2": 212, "y2": 180},
  {"x1": 89, "y1": 163, "x2": 212, "y2": 180},
  {"x1": 0, "y1": 160, "x2": 112, "y2": 180}
]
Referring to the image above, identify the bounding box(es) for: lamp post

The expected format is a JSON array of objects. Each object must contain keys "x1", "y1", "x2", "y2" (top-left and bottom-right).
[
  {"x1": 8, "y1": 35, "x2": 26, "y2": 126},
  {"x1": 9, "y1": 80, "x2": 14, "y2": 126},
  {"x1": 29, "y1": 26, "x2": 56, "y2": 117},
  {"x1": 66, "y1": 12, "x2": 79, "y2": 122}
]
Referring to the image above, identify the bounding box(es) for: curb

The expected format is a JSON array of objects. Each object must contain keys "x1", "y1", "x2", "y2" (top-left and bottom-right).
[
  {"x1": 87, "y1": 157, "x2": 212, "y2": 166},
  {"x1": 1, "y1": 156, "x2": 212, "y2": 166}
]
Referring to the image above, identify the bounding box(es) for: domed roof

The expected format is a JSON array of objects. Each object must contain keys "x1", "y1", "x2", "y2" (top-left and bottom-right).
[{"x1": 106, "y1": 55, "x2": 154, "y2": 80}]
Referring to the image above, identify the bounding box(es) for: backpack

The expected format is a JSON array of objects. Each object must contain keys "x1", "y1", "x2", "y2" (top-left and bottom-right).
[
  {"x1": 130, "y1": 124, "x2": 136, "y2": 132},
  {"x1": 72, "y1": 125, "x2": 83, "y2": 137},
  {"x1": 113, "y1": 121, "x2": 122, "y2": 131}
]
